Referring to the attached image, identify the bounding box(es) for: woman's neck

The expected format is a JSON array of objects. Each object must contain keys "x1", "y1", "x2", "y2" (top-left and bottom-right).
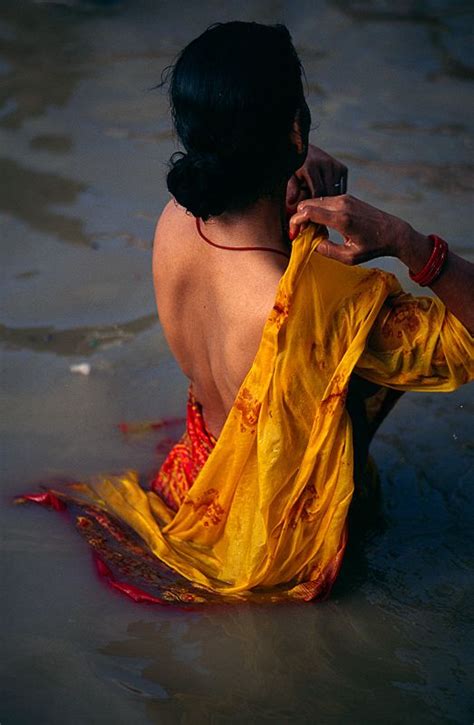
[{"x1": 200, "y1": 196, "x2": 289, "y2": 253}]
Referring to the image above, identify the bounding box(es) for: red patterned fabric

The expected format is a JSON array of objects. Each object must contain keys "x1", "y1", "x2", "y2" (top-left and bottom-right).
[{"x1": 150, "y1": 390, "x2": 216, "y2": 511}]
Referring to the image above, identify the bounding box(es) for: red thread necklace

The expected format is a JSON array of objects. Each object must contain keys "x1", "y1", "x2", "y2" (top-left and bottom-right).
[{"x1": 195, "y1": 217, "x2": 290, "y2": 260}]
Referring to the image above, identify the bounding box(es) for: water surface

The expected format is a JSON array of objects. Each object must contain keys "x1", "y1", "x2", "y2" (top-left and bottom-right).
[{"x1": 1, "y1": 1, "x2": 473, "y2": 723}]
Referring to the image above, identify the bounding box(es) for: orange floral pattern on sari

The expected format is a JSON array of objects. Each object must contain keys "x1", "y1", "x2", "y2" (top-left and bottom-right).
[
  {"x1": 381, "y1": 299, "x2": 422, "y2": 339},
  {"x1": 269, "y1": 291, "x2": 291, "y2": 329},
  {"x1": 183, "y1": 488, "x2": 225, "y2": 527},
  {"x1": 234, "y1": 387, "x2": 261, "y2": 433}
]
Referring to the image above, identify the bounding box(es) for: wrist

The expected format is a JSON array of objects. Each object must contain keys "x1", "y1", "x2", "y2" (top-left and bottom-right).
[{"x1": 394, "y1": 225, "x2": 432, "y2": 272}]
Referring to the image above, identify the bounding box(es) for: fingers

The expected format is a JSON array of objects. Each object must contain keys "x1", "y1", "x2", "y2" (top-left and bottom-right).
[
  {"x1": 316, "y1": 238, "x2": 355, "y2": 264},
  {"x1": 342, "y1": 168, "x2": 348, "y2": 194},
  {"x1": 289, "y1": 194, "x2": 361, "y2": 251},
  {"x1": 289, "y1": 209, "x2": 330, "y2": 241},
  {"x1": 286, "y1": 175, "x2": 299, "y2": 207},
  {"x1": 301, "y1": 145, "x2": 349, "y2": 197},
  {"x1": 337, "y1": 165, "x2": 349, "y2": 195},
  {"x1": 294, "y1": 164, "x2": 320, "y2": 197},
  {"x1": 299, "y1": 165, "x2": 316, "y2": 198},
  {"x1": 289, "y1": 192, "x2": 393, "y2": 265},
  {"x1": 288, "y1": 209, "x2": 307, "y2": 240},
  {"x1": 289, "y1": 196, "x2": 341, "y2": 239},
  {"x1": 323, "y1": 163, "x2": 348, "y2": 197},
  {"x1": 299, "y1": 195, "x2": 354, "y2": 232},
  {"x1": 286, "y1": 180, "x2": 312, "y2": 221},
  {"x1": 288, "y1": 222, "x2": 360, "y2": 265},
  {"x1": 316, "y1": 151, "x2": 348, "y2": 196}
]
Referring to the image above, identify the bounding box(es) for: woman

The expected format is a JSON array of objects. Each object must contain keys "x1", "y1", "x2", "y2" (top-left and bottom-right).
[{"x1": 19, "y1": 21, "x2": 473, "y2": 605}]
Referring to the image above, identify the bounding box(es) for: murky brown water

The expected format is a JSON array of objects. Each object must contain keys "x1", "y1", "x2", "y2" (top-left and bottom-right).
[{"x1": 1, "y1": 1, "x2": 473, "y2": 723}]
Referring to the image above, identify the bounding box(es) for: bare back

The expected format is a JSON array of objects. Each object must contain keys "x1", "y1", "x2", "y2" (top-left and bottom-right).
[{"x1": 152, "y1": 200, "x2": 288, "y2": 437}]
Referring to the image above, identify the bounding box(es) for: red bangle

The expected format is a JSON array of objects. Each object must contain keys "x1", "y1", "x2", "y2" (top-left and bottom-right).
[{"x1": 409, "y1": 234, "x2": 449, "y2": 287}]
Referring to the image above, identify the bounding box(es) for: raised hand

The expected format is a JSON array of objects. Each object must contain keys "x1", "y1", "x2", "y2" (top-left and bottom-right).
[
  {"x1": 285, "y1": 145, "x2": 348, "y2": 217},
  {"x1": 289, "y1": 193, "x2": 474, "y2": 333},
  {"x1": 289, "y1": 194, "x2": 412, "y2": 262}
]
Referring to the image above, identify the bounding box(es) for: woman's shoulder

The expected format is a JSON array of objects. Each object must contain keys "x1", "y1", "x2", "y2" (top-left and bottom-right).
[
  {"x1": 152, "y1": 198, "x2": 196, "y2": 278},
  {"x1": 154, "y1": 199, "x2": 191, "y2": 250}
]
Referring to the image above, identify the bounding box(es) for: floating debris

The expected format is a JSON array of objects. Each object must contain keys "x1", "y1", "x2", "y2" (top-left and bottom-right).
[{"x1": 70, "y1": 362, "x2": 91, "y2": 375}]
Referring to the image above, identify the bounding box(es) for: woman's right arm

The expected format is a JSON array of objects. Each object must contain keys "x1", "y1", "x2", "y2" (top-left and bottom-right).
[
  {"x1": 290, "y1": 195, "x2": 473, "y2": 391},
  {"x1": 289, "y1": 194, "x2": 474, "y2": 335}
]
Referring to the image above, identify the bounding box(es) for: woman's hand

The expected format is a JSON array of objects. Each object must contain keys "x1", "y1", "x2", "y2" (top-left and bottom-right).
[
  {"x1": 289, "y1": 193, "x2": 474, "y2": 333},
  {"x1": 285, "y1": 145, "x2": 348, "y2": 217},
  {"x1": 289, "y1": 194, "x2": 413, "y2": 261}
]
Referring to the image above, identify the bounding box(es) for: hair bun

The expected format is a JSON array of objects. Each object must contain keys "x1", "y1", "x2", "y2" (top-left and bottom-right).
[{"x1": 167, "y1": 151, "x2": 229, "y2": 220}]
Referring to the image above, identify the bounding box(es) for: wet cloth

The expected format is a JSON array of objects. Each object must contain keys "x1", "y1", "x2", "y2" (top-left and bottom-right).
[
  {"x1": 150, "y1": 392, "x2": 217, "y2": 513},
  {"x1": 17, "y1": 224, "x2": 473, "y2": 605}
]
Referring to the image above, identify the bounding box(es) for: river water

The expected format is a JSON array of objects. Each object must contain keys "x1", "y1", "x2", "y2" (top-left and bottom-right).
[{"x1": 1, "y1": 1, "x2": 473, "y2": 723}]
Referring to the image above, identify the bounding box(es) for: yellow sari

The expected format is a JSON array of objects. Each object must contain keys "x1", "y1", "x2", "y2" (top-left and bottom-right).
[{"x1": 19, "y1": 224, "x2": 474, "y2": 604}]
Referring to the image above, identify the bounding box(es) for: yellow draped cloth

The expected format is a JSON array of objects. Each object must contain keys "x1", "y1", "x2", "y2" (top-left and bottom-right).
[{"x1": 75, "y1": 224, "x2": 473, "y2": 602}]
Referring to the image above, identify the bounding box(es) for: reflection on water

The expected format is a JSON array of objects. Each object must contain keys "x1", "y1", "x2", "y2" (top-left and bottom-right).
[
  {"x1": 1, "y1": 157, "x2": 90, "y2": 245},
  {"x1": 331, "y1": 0, "x2": 444, "y2": 24},
  {"x1": 95, "y1": 604, "x2": 427, "y2": 723},
  {"x1": 2, "y1": 0, "x2": 473, "y2": 723},
  {"x1": 369, "y1": 120, "x2": 468, "y2": 136},
  {"x1": 103, "y1": 126, "x2": 173, "y2": 144},
  {"x1": 336, "y1": 154, "x2": 474, "y2": 195},
  {"x1": 14, "y1": 268, "x2": 40, "y2": 279},
  {"x1": 0, "y1": 1, "x2": 88, "y2": 129},
  {"x1": 331, "y1": 0, "x2": 474, "y2": 81},
  {"x1": 0, "y1": 312, "x2": 157, "y2": 355},
  {"x1": 30, "y1": 133, "x2": 74, "y2": 153}
]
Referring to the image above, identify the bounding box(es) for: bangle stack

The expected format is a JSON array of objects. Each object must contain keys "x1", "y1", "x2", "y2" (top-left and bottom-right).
[{"x1": 409, "y1": 234, "x2": 449, "y2": 287}]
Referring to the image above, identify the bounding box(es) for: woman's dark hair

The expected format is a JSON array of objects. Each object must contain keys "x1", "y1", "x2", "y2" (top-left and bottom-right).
[{"x1": 166, "y1": 21, "x2": 310, "y2": 220}]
